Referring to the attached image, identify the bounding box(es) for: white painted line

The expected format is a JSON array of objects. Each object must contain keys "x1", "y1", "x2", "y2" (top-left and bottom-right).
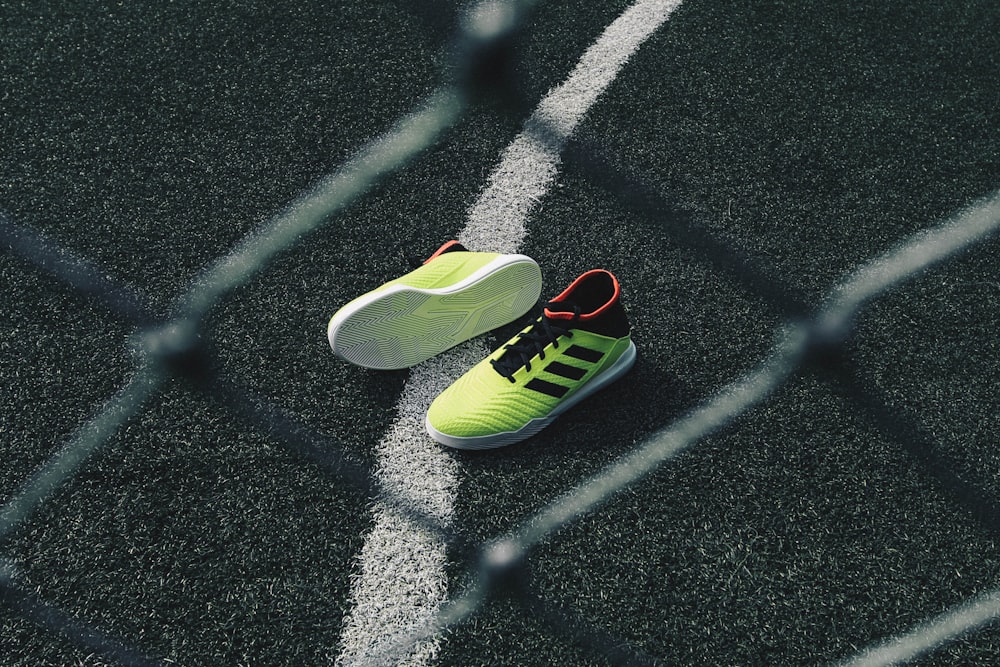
[
  {"x1": 335, "y1": 1, "x2": 683, "y2": 665},
  {"x1": 335, "y1": 348, "x2": 482, "y2": 667},
  {"x1": 462, "y1": 0, "x2": 684, "y2": 253},
  {"x1": 835, "y1": 588, "x2": 1000, "y2": 667}
]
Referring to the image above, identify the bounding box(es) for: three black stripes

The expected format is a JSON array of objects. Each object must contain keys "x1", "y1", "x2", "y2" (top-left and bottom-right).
[{"x1": 525, "y1": 345, "x2": 605, "y2": 398}]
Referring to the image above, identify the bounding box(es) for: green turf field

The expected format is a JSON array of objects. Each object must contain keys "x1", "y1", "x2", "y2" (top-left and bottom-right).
[{"x1": 2, "y1": 1, "x2": 998, "y2": 665}]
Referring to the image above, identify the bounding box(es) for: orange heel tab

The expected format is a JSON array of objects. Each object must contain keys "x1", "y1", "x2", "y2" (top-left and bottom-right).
[{"x1": 424, "y1": 240, "x2": 467, "y2": 264}]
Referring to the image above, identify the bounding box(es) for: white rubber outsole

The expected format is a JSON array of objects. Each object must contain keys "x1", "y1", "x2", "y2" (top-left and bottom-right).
[
  {"x1": 327, "y1": 255, "x2": 542, "y2": 370},
  {"x1": 426, "y1": 340, "x2": 637, "y2": 450}
]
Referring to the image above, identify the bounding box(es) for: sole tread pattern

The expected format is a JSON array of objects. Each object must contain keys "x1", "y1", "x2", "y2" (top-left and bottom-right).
[{"x1": 329, "y1": 258, "x2": 541, "y2": 369}]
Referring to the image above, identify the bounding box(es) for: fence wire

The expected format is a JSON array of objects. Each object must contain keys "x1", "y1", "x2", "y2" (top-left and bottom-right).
[{"x1": 1, "y1": 1, "x2": 999, "y2": 665}]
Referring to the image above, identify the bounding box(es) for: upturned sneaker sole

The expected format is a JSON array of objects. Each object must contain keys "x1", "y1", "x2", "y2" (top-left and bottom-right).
[{"x1": 327, "y1": 254, "x2": 542, "y2": 370}]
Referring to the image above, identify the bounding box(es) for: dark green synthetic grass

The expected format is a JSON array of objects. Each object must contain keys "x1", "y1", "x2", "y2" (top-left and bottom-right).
[
  {"x1": 1, "y1": 3, "x2": 450, "y2": 664},
  {"x1": 2, "y1": 0, "x2": 998, "y2": 665}
]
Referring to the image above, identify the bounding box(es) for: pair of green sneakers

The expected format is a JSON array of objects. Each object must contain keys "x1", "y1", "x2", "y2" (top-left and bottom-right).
[{"x1": 326, "y1": 241, "x2": 636, "y2": 450}]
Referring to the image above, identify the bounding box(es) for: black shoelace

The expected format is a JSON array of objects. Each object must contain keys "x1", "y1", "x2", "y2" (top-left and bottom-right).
[{"x1": 491, "y1": 303, "x2": 579, "y2": 382}]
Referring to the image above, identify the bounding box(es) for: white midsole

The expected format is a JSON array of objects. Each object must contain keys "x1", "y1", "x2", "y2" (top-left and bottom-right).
[
  {"x1": 326, "y1": 253, "x2": 538, "y2": 350},
  {"x1": 427, "y1": 341, "x2": 638, "y2": 450}
]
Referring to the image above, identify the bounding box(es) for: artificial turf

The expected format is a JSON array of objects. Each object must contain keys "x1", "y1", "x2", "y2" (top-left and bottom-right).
[{"x1": 2, "y1": 0, "x2": 998, "y2": 665}]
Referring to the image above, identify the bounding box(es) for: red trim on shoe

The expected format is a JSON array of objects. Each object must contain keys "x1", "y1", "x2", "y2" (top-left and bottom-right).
[
  {"x1": 544, "y1": 269, "x2": 621, "y2": 321},
  {"x1": 423, "y1": 240, "x2": 465, "y2": 264}
]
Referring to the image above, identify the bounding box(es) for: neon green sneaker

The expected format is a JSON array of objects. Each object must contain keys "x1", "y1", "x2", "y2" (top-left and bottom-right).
[
  {"x1": 426, "y1": 269, "x2": 636, "y2": 449},
  {"x1": 327, "y1": 241, "x2": 542, "y2": 369}
]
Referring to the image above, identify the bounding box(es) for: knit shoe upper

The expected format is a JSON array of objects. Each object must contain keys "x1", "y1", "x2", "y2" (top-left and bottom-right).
[
  {"x1": 327, "y1": 241, "x2": 542, "y2": 369},
  {"x1": 426, "y1": 269, "x2": 636, "y2": 449}
]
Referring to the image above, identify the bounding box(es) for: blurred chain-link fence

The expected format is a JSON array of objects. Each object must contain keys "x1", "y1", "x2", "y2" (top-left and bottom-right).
[{"x1": 2, "y1": 1, "x2": 999, "y2": 664}]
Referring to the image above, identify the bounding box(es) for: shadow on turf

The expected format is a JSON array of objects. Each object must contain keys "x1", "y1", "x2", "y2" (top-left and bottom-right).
[
  {"x1": 0, "y1": 568, "x2": 163, "y2": 667},
  {"x1": 561, "y1": 136, "x2": 812, "y2": 319},
  {"x1": 813, "y1": 357, "x2": 1000, "y2": 539},
  {"x1": 500, "y1": 558, "x2": 664, "y2": 666}
]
